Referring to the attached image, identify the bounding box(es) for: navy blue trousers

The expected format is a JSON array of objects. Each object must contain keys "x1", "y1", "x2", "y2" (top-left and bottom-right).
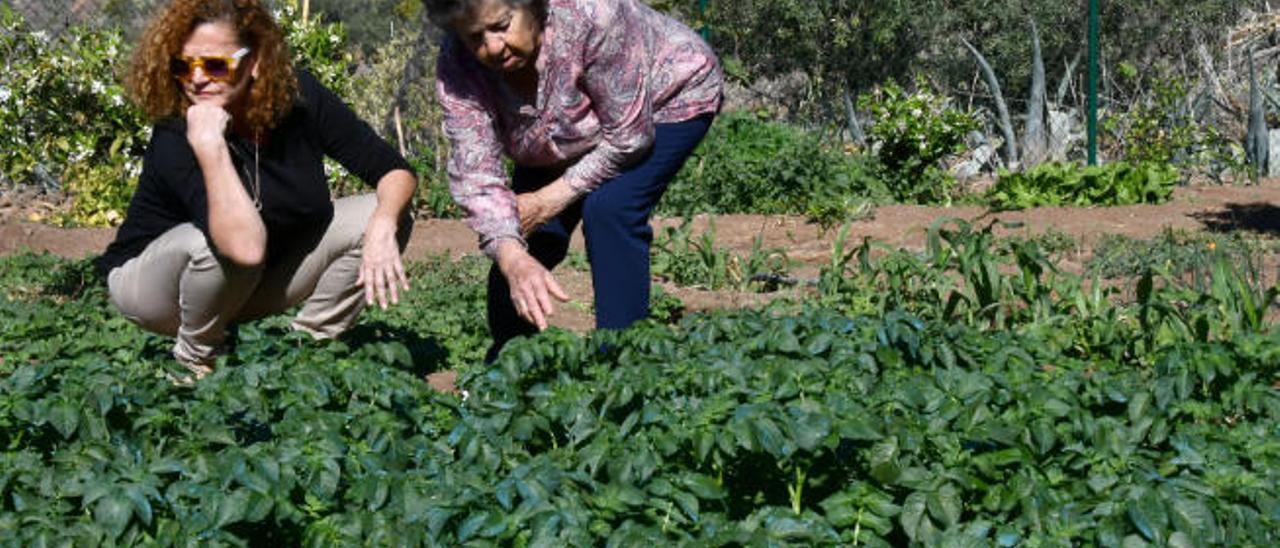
[{"x1": 486, "y1": 115, "x2": 713, "y2": 362}]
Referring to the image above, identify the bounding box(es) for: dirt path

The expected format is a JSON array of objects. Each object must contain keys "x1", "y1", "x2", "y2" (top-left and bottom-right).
[{"x1": 5, "y1": 180, "x2": 1280, "y2": 333}]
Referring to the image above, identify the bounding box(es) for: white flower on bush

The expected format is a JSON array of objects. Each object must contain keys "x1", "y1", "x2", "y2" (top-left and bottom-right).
[
  {"x1": 90, "y1": 80, "x2": 105, "y2": 96},
  {"x1": 69, "y1": 142, "x2": 93, "y2": 164},
  {"x1": 0, "y1": 86, "x2": 10, "y2": 104}
]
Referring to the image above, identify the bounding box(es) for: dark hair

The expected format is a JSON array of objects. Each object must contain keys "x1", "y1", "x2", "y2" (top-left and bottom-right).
[
  {"x1": 127, "y1": 0, "x2": 297, "y2": 135},
  {"x1": 420, "y1": 0, "x2": 547, "y2": 30}
]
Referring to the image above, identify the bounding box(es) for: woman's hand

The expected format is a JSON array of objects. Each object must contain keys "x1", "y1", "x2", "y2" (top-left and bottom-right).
[
  {"x1": 516, "y1": 179, "x2": 580, "y2": 236},
  {"x1": 495, "y1": 241, "x2": 569, "y2": 330},
  {"x1": 185, "y1": 104, "x2": 231, "y2": 152},
  {"x1": 359, "y1": 169, "x2": 417, "y2": 309},
  {"x1": 358, "y1": 213, "x2": 409, "y2": 309}
]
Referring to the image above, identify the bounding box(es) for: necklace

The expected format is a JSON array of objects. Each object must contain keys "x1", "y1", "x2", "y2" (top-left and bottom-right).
[{"x1": 229, "y1": 134, "x2": 262, "y2": 210}]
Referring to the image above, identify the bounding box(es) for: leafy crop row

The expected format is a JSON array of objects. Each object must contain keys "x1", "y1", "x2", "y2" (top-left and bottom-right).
[
  {"x1": 986, "y1": 162, "x2": 1180, "y2": 210},
  {"x1": 2, "y1": 218, "x2": 1278, "y2": 545}
]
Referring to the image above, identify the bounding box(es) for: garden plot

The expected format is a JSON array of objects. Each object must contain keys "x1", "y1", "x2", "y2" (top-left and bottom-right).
[{"x1": 3, "y1": 185, "x2": 1279, "y2": 545}]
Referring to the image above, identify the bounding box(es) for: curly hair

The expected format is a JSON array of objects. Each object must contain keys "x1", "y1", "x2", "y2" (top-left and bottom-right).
[
  {"x1": 420, "y1": 0, "x2": 547, "y2": 31},
  {"x1": 126, "y1": 0, "x2": 297, "y2": 135}
]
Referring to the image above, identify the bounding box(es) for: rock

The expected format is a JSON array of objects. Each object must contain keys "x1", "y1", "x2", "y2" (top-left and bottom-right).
[
  {"x1": 721, "y1": 70, "x2": 811, "y2": 118},
  {"x1": 1268, "y1": 128, "x2": 1280, "y2": 177}
]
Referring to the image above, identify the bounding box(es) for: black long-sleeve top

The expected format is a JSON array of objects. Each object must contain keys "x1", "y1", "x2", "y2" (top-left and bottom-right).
[{"x1": 97, "y1": 71, "x2": 412, "y2": 275}]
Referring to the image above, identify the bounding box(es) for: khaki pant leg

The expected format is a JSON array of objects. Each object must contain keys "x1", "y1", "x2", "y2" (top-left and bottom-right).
[
  {"x1": 237, "y1": 193, "x2": 412, "y2": 338},
  {"x1": 107, "y1": 223, "x2": 263, "y2": 365}
]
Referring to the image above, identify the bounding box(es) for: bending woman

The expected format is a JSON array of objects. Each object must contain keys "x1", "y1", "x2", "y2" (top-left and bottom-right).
[
  {"x1": 424, "y1": 0, "x2": 722, "y2": 361},
  {"x1": 97, "y1": 0, "x2": 417, "y2": 380}
]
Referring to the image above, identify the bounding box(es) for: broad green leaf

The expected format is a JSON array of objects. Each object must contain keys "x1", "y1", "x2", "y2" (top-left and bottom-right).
[
  {"x1": 123, "y1": 485, "x2": 152, "y2": 526},
  {"x1": 900, "y1": 491, "x2": 928, "y2": 541},
  {"x1": 788, "y1": 412, "x2": 830, "y2": 452},
  {"x1": 1127, "y1": 488, "x2": 1168, "y2": 542},
  {"x1": 244, "y1": 491, "x2": 274, "y2": 522},
  {"x1": 215, "y1": 489, "x2": 251, "y2": 528},
  {"x1": 456, "y1": 511, "x2": 489, "y2": 542},
  {"x1": 1128, "y1": 391, "x2": 1151, "y2": 422},
  {"x1": 673, "y1": 491, "x2": 700, "y2": 522},
  {"x1": 49, "y1": 401, "x2": 78, "y2": 440},
  {"x1": 1087, "y1": 474, "x2": 1118, "y2": 494},
  {"x1": 837, "y1": 414, "x2": 883, "y2": 441},
  {"x1": 868, "y1": 438, "x2": 901, "y2": 485},
  {"x1": 820, "y1": 492, "x2": 858, "y2": 527},
  {"x1": 1168, "y1": 531, "x2": 1195, "y2": 548},
  {"x1": 94, "y1": 493, "x2": 132, "y2": 539},
  {"x1": 1168, "y1": 495, "x2": 1217, "y2": 542},
  {"x1": 1122, "y1": 534, "x2": 1151, "y2": 548},
  {"x1": 926, "y1": 483, "x2": 962, "y2": 527},
  {"x1": 681, "y1": 473, "x2": 726, "y2": 500}
]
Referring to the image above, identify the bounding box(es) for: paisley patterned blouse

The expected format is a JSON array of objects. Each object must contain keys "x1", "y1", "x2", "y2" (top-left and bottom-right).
[{"x1": 436, "y1": 0, "x2": 723, "y2": 256}]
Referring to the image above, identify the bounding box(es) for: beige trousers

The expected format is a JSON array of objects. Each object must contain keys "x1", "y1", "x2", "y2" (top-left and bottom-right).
[{"x1": 107, "y1": 194, "x2": 411, "y2": 365}]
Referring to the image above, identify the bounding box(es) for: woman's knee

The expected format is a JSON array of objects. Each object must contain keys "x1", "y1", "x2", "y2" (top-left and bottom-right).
[{"x1": 108, "y1": 224, "x2": 262, "y2": 333}]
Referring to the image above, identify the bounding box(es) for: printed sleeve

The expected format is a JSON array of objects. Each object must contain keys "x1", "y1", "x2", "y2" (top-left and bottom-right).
[
  {"x1": 560, "y1": 0, "x2": 655, "y2": 194},
  {"x1": 436, "y1": 51, "x2": 523, "y2": 257}
]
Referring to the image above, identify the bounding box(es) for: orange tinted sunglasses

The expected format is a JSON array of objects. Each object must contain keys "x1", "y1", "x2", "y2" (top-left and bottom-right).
[{"x1": 170, "y1": 47, "x2": 251, "y2": 82}]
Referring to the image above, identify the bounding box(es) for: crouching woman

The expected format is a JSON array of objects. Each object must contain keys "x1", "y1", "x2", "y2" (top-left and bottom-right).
[{"x1": 97, "y1": 0, "x2": 417, "y2": 380}]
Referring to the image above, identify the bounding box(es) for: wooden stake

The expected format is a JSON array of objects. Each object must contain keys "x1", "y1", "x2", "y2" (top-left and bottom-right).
[
  {"x1": 394, "y1": 106, "x2": 407, "y2": 158},
  {"x1": 302, "y1": 0, "x2": 310, "y2": 24}
]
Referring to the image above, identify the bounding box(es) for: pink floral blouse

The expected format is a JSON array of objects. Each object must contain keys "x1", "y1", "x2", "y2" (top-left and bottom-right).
[{"x1": 436, "y1": 0, "x2": 723, "y2": 256}]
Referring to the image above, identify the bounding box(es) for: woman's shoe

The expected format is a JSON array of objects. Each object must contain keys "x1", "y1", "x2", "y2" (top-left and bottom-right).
[{"x1": 166, "y1": 360, "x2": 214, "y2": 386}]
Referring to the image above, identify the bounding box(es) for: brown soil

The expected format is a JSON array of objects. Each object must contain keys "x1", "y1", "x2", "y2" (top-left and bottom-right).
[{"x1": 7, "y1": 180, "x2": 1280, "y2": 390}]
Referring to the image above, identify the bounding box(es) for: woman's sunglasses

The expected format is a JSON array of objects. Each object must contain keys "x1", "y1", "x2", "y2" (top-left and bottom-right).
[{"x1": 170, "y1": 47, "x2": 251, "y2": 83}]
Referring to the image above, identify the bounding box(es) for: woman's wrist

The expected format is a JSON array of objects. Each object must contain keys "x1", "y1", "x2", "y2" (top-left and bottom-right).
[
  {"x1": 493, "y1": 239, "x2": 529, "y2": 272},
  {"x1": 190, "y1": 138, "x2": 230, "y2": 165},
  {"x1": 542, "y1": 179, "x2": 582, "y2": 206},
  {"x1": 367, "y1": 208, "x2": 401, "y2": 227}
]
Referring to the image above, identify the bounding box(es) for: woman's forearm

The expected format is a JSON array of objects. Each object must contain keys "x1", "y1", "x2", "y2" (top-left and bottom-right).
[
  {"x1": 371, "y1": 168, "x2": 416, "y2": 224},
  {"x1": 192, "y1": 141, "x2": 267, "y2": 266}
]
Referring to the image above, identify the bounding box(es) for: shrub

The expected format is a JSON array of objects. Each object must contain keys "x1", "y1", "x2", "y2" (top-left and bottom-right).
[
  {"x1": 0, "y1": 7, "x2": 148, "y2": 226},
  {"x1": 0, "y1": 5, "x2": 420, "y2": 226},
  {"x1": 659, "y1": 112, "x2": 885, "y2": 224},
  {"x1": 986, "y1": 161, "x2": 1179, "y2": 210},
  {"x1": 1105, "y1": 76, "x2": 1245, "y2": 179},
  {"x1": 860, "y1": 80, "x2": 980, "y2": 204},
  {"x1": 278, "y1": 4, "x2": 353, "y2": 98}
]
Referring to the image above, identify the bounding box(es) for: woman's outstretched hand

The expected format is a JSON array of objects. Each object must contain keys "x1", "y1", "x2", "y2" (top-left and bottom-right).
[
  {"x1": 358, "y1": 213, "x2": 409, "y2": 309},
  {"x1": 359, "y1": 169, "x2": 417, "y2": 309},
  {"x1": 495, "y1": 241, "x2": 568, "y2": 330}
]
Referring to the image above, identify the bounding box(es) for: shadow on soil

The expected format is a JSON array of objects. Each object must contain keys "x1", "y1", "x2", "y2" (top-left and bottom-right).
[{"x1": 1192, "y1": 202, "x2": 1280, "y2": 235}]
